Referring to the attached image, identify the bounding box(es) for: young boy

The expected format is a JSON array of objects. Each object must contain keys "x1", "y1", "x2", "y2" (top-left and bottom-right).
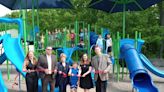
[{"x1": 68, "y1": 62, "x2": 81, "y2": 92}]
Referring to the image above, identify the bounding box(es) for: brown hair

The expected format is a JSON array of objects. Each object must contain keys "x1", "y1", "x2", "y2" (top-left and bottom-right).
[
  {"x1": 80, "y1": 53, "x2": 90, "y2": 65},
  {"x1": 24, "y1": 51, "x2": 37, "y2": 65}
]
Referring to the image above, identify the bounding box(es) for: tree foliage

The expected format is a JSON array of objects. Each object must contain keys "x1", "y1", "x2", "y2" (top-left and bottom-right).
[{"x1": 3, "y1": 0, "x2": 164, "y2": 58}]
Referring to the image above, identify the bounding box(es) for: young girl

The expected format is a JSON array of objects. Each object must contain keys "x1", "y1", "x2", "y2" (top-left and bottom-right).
[{"x1": 68, "y1": 62, "x2": 81, "y2": 92}]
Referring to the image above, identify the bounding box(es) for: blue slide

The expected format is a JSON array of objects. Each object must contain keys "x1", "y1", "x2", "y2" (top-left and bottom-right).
[
  {"x1": 2, "y1": 34, "x2": 25, "y2": 76},
  {"x1": 121, "y1": 44, "x2": 158, "y2": 92},
  {"x1": 0, "y1": 18, "x2": 60, "y2": 92},
  {"x1": 57, "y1": 46, "x2": 85, "y2": 64},
  {"x1": 0, "y1": 53, "x2": 7, "y2": 65},
  {"x1": 0, "y1": 71, "x2": 7, "y2": 92},
  {"x1": 139, "y1": 54, "x2": 164, "y2": 78}
]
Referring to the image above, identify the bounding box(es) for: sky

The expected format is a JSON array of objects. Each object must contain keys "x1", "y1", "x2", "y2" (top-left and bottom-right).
[{"x1": 0, "y1": 4, "x2": 12, "y2": 17}]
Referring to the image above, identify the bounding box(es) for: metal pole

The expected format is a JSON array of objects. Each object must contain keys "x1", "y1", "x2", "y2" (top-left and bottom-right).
[
  {"x1": 127, "y1": 34, "x2": 129, "y2": 38},
  {"x1": 32, "y1": 0, "x2": 36, "y2": 48},
  {"x1": 75, "y1": 20, "x2": 78, "y2": 61},
  {"x1": 4, "y1": 24, "x2": 11, "y2": 80},
  {"x1": 123, "y1": 4, "x2": 126, "y2": 38},
  {"x1": 44, "y1": 30, "x2": 48, "y2": 48},
  {"x1": 19, "y1": 73, "x2": 21, "y2": 91},
  {"x1": 22, "y1": 10, "x2": 27, "y2": 54},
  {"x1": 116, "y1": 32, "x2": 120, "y2": 82},
  {"x1": 139, "y1": 32, "x2": 141, "y2": 39},
  {"x1": 112, "y1": 35, "x2": 116, "y2": 74},
  {"x1": 135, "y1": 31, "x2": 138, "y2": 48},
  {"x1": 88, "y1": 24, "x2": 91, "y2": 58}
]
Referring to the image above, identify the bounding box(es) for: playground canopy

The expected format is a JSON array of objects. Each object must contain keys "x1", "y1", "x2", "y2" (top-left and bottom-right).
[
  {"x1": 0, "y1": 0, "x2": 73, "y2": 10},
  {"x1": 88, "y1": 0, "x2": 162, "y2": 38}
]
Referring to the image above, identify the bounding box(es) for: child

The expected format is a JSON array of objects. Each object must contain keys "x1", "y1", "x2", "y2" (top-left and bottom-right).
[
  {"x1": 68, "y1": 62, "x2": 81, "y2": 92},
  {"x1": 96, "y1": 35, "x2": 104, "y2": 50},
  {"x1": 106, "y1": 34, "x2": 112, "y2": 57},
  {"x1": 70, "y1": 30, "x2": 75, "y2": 47}
]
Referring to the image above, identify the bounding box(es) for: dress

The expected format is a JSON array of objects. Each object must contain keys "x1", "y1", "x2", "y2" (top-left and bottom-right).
[
  {"x1": 80, "y1": 64, "x2": 93, "y2": 89},
  {"x1": 25, "y1": 60, "x2": 38, "y2": 92}
]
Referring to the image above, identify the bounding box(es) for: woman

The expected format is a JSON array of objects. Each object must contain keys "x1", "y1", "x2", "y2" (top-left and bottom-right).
[
  {"x1": 80, "y1": 53, "x2": 93, "y2": 92},
  {"x1": 57, "y1": 53, "x2": 70, "y2": 92},
  {"x1": 23, "y1": 51, "x2": 38, "y2": 92}
]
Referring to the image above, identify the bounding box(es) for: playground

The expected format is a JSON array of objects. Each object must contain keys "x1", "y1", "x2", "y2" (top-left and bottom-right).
[{"x1": 0, "y1": 0, "x2": 164, "y2": 92}]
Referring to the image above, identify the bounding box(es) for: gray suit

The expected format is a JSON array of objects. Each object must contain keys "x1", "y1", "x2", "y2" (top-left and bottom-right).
[
  {"x1": 37, "y1": 54, "x2": 57, "y2": 79},
  {"x1": 91, "y1": 54, "x2": 112, "y2": 81},
  {"x1": 37, "y1": 54, "x2": 57, "y2": 92}
]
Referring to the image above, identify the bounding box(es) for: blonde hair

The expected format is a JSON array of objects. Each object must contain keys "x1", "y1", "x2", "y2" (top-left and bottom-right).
[
  {"x1": 60, "y1": 53, "x2": 67, "y2": 58},
  {"x1": 24, "y1": 51, "x2": 37, "y2": 65}
]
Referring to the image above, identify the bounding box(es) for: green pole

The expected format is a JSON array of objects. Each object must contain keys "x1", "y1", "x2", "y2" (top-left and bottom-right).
[
  {"x1": 88, "y1": 24, "x2": 91, "y2": 58},
  {"x1": 4, "y1": 23, "x2": 10, "y2": 80},
  {"x1": 116, "y1": 32, "x2": 120, "y2": 82},
  {"x1": 127, "y1": 34, "x2": 129, "y2": 38},
  {"x1": 125, "y1": 35, "x2": 129, "y2": 76},
  {"x1": 64, "y1": 27, "x2": 67, "y2": 47},
  {"x1": 75, "y1": 20, "x2": 79, "y2": 61},
  {"x1": 123, "y1": 4, "x2": 126, "y2": 38},
  {"x1": 112, "y1": 35, "x2": 116, "y2": 74},
  {"x1": 7, "y1": 60, "x2": 10, "y2": 80},
  {"x1": 23, "y1": 10, "x2": 27, "y2": 54},
  {"x1": 135, "y1": 31, "x2": 138, "y2": 48},
  {"x1": 32, "y1": 0, "x2": 36, "y2": 48},
  {"x1": 139, "y1": 32, "x2": 141, "y2": 39},
  {"x1": 74, "y1": 21, "x2": 77, "y2": 46},
  {"x1": 36, "y1": 0, "x2": 39, "y2": 29},
  {"x1": 44, "y1": 30, "x2": 48, "y2": 48}
]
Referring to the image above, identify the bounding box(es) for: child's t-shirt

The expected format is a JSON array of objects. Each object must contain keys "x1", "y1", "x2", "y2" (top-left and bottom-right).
[{"x1": 70, "y1": 68, "x2": 79, "y2": 87}]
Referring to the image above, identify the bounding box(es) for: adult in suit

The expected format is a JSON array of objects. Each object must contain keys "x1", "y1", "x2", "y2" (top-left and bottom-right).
[
  {"x1": 37, "y1": 46, "x2": 57, "y2": 92},
  {"x1": 91, "y1": 46, "x2": 112, "y2": 92},
  {"x1": 23, "y1": 51, "x2": 38, "y2": 92}
]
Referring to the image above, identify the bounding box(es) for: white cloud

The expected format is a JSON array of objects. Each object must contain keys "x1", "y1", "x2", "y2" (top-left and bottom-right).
[{"x1": 0, "y1": 4, "x2": 12, "y2": 17}]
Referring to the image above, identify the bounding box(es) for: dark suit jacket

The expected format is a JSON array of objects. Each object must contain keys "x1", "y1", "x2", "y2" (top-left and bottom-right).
[
  {"x1": 57, "y1": 62, "x2": 70, "y2": 85},
  {"x1": 37, "y1": 54, "x2": 57, "y2": 79}
]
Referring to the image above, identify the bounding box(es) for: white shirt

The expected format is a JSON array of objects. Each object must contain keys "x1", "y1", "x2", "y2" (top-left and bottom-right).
[
  {"x1": 62, "y1": 62, "x2": 66, "y2": 67},
  {"x1": 106, "y1": 38, "x2": 112, "y2": 47},
  {"x1": 96, "y1": 38, "x2": 103, "y2": 49},
  {"x1": 46, "y1": 55, "x2": 52, "y2": 74}
]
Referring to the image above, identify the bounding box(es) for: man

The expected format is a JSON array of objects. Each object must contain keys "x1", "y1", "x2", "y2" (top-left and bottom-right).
[
  {"x1": 37, "y1": 46, "x2": 57, "y2": 92},
  {"x1": 91, "y1": 46, "x2": 112, "y2": 92}
]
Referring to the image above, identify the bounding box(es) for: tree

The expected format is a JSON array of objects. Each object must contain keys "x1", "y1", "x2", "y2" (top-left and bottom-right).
[{"x1": 158, "y1": 1, "x2": 164, "y2": 58}]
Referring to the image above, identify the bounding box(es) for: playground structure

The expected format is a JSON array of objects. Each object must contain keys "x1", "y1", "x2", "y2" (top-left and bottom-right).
[
  {"x1": 0, "y1": 17, "x2": 163, "y2": 92},
  {"x1": 0, "y1": 1, "x2": 163, "y2": 92}
]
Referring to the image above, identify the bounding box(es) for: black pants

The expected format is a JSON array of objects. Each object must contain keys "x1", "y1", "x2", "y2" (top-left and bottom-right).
[
  {"x1": 26, "y1": 73, "x2": 38, "y2": 92},
  {"x1": 41, "y1": 75, "x2": 55, "y2": 92},
  {"x1": 59, "y1": 77, "x2": 68, "y2": 92},
  {"x1": 95, "y1": 76, "x2": 107, "y2": 92}
]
